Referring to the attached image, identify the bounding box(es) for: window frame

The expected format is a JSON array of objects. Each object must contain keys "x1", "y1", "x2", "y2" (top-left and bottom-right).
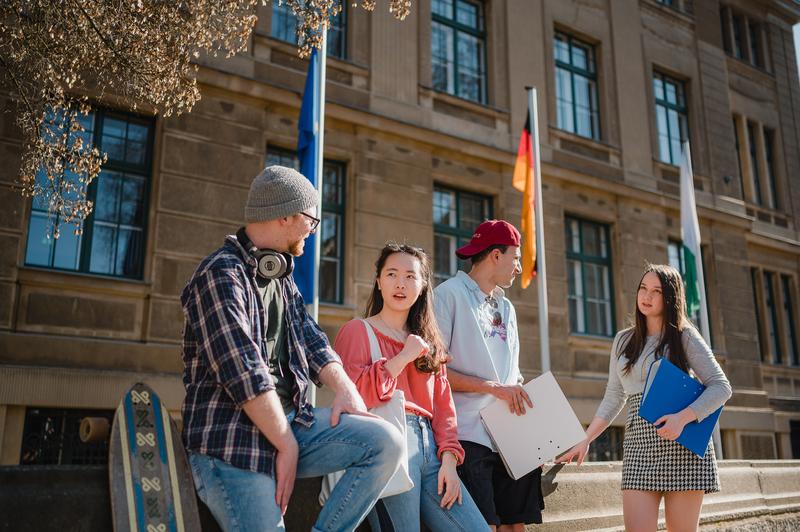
[
  {"x1": 763, "y1": 127, "x2": 779, "y2": 210},
  {"x1": 553, "y1": 31, "x2": 601, "y2": 140},
  {"x1": 431, "y1": 0, "x2": 488, "y2": 104},
  {"x1": 20, "y1": 407, "x2": 114, "y2": 466},
  {"x1": 780, "y1": 274, "x2": 799, "y2": 366},
  {"x1": 746, "y1": 121, "x2": 763, "y2": 206},
  {"x1": 270, "y1": 1, "x2": 347, "y2": 60},
  {"x1": 432, "y1": 184, "x2": 493, "y2": 285},
  {"x1": 24, "y1": 107, "x2": 155, "y2": 280},
  {"x1": 565, "y1": 215, "x2": 616, "y2": 338},
  {"x1": 653, "y1": 71, "x2": 689, "y2": 166},
  {"x1": 265, "y1": 146, "x2": 346, "y2": 304}
]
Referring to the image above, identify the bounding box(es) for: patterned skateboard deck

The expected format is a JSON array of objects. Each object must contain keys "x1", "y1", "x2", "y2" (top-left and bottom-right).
[{"x1": 109, "y1": 383, "x2": 201, "y2": 532}]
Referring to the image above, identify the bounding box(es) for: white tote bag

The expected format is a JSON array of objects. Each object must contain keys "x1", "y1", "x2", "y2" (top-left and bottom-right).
[{"x1": 318, "y1": 319, "x2": 414, "y2": 505}]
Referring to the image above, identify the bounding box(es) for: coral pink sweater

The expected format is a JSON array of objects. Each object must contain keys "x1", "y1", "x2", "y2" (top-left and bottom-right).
[{"x1": 333, "y1": 319, "x2": 464, "y2": 464}]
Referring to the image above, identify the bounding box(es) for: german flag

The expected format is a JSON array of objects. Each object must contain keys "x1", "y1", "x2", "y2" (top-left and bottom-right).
[{"x1": 512, "y1": 115, "x2": 536, "y2": 289}]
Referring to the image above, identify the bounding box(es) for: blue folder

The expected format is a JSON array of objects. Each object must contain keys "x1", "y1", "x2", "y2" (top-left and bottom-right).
[{"x1": 638, "y1": 357, "x2": 723, "y2": 457}]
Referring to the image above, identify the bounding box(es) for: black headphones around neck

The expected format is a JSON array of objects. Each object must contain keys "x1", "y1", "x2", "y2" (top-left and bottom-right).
[{"x1": 236, "y1": 227, "x2": 294, "y2": 280}]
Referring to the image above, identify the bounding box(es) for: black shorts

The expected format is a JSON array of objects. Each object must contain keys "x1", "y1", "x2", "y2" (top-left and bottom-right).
[{"x1": 456, "y1": 440, "x2": 544, "y2": 526}]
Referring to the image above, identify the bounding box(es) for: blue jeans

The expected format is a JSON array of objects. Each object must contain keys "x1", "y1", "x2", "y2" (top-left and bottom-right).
[
  {"x1": 367, "y1": 415, "x2": 489, "y2": 532},
  {"x1": 189, "y1": 407, "x2": 404, "y2": 532}
]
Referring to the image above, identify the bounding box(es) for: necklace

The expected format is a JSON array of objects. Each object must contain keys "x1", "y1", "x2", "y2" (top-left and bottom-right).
[{"x1": 377, "y1": 314, "x2": 408, "y2": 343}]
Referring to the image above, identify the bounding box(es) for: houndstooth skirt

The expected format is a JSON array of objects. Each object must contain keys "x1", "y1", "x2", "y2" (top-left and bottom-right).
[{"x1": 621, "y1": 393, "x2": 720, "y2": 493}]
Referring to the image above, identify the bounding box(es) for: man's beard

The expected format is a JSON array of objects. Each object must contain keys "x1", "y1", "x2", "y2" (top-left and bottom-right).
[{"x1": 288, "y1": 237, "x2": 305, "y2": 256}]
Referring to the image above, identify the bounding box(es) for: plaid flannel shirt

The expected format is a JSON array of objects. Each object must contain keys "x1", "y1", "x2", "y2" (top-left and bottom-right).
[{"x1": 180, "y1": 235, "x2": 341, "y2": 476}]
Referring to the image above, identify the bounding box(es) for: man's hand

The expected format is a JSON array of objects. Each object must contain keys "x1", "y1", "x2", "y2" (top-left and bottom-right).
[
  {"x1": 490, "y1": 383, "x2": 533, "y2": 415},
  {"x1": 330, "y1": 381, "x2": 378, "y2": 426},
  {"x1": 274, "y1": 435, "x2": 299, "y2": 515},
  {"x1": 241, "y1": 391, "x2": 298, "y2": 516}
]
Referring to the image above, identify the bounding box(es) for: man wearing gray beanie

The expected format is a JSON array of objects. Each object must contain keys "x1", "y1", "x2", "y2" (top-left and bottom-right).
[{"x1": 180, "y1": 166, "x2": 403, "y2": 531}]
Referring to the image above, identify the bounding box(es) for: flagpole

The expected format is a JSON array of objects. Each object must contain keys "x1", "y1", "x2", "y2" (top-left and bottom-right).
[
  {"x1": 308, "y1": 30, "x2": 327, "y2": 407},
  {"x1": 527, "y1": 87, "x2": 550, "y2": 373},
  {"x1": 682, "y1": 141, "x2": 721, "y2": 458}
]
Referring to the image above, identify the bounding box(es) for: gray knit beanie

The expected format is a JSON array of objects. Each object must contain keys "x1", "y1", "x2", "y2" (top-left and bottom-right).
[{"x1": 245, "y1": 165, "x2": 319, "y2": 222}]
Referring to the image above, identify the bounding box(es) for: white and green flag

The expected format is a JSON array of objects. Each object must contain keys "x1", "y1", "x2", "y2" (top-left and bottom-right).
[
  {"x1": 679, "y1": 141, "x2": 711, "y2": 343},
  {"x1": 680, "y1": 141, "x2": 720, "y2": 458}
]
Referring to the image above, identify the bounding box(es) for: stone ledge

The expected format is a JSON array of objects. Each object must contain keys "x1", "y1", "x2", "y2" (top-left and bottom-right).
[
  {"x1": 536, "y1": 460, "x2": 800, "y2": 531},
  {"x1": 1, "y1": 460, "x2": 798, "y2": 531}
]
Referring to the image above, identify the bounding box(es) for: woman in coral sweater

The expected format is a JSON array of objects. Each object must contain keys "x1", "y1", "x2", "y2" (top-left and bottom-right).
[{"x1": 334, "y1": 242, "x2": 488, "y2": 532}]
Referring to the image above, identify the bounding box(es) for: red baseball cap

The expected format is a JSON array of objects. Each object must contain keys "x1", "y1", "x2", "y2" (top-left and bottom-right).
[{"x1": 455, "y1": 220, "x2": 521, "y2": 259}]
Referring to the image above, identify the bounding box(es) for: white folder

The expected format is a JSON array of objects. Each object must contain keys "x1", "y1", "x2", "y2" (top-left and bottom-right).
[{"x1": 479, "y1": 371, "x2": 586, "y2": 480}]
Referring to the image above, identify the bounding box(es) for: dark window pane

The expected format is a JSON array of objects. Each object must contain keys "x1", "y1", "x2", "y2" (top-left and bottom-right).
[
  {"x1": 781, "y1": 275, "x2": 798, "y2": 366},
  {"x1": 89, "y1": 224, "x2": 117, "y2": 275},
  {"x1": 319, "y1": 259, "x2": 339, "y2": 303},
  {"x1": 271, "y1": 1, "x2": 297, "y2": 43},
  {"x1": 94, "y1": 171, "x2": 121, "y2": 222},
  {"x1": 732, "y1": 14, "x2": 744, "y2": 59},
  {"x1": 120, "y1": 176, "x2": 146, "y2": 226},
  {"x1": 117, "y1": 228, "x2": 143, "y2": 277},
  {"x1": 764, "y1": 272, "x2": 781, "y2": 363},
  {"x1": 321, "y1": 213, "x2": 339, "y2": 258}
]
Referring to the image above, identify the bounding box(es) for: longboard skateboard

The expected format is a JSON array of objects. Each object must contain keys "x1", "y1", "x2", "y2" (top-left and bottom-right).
[{"x1": 109, "y1": 382, "x2": 201, "y2": 532}]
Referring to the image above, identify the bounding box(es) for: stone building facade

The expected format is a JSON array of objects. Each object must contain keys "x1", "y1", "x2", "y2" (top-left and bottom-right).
[{"x1": 1, "y1": 0, "x2": 799, "y2": 467}]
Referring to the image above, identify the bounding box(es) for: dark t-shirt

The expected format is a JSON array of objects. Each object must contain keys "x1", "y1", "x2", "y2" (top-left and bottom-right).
[{"x1": 256, "y1": 277, "x2": 296, "y2": 413}]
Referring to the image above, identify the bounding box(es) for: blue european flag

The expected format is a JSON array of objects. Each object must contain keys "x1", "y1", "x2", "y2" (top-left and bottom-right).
[{"x1": 295, "y1": 47, "x2": 322, "y2": 304}]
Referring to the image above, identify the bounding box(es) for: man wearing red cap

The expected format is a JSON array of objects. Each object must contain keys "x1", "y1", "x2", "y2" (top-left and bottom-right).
[{"x1": 433, "y1": 220, "x2": 544, "y2": 531}]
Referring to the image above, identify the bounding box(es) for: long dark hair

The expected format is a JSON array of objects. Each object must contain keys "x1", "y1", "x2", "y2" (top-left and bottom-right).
[
  {"x1": 620, "y1": 263, "x2": 691, "y2": 375},
  {"x1": 365, "y1": 242, "x2": 447, "y2": 374}
]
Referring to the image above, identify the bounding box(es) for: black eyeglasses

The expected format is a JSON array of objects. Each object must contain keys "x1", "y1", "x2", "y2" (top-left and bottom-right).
[{"x1": 300, "y1": 212, "x2": 321, "y2": 232}]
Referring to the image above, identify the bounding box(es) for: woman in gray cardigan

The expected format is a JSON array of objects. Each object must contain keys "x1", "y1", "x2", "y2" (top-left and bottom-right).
[{"x1": 558, "y1": 264, "x2": 731, "y2": 532}]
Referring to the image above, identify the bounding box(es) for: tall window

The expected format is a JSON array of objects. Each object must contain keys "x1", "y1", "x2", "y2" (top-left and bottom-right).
[
  {"x1": 432, "y1": 185, "x2": 492, "y2": 285},
  {"x1": 653, "y1": 72, "x2": 688, "y2": 166},
  {"x1": 554, "y1": 32, "x2": 600, "y2": 140},
  {"x1": 565, "y1": 216, "x2": 614, "y2": 337},
  {"x1": 431, "y1": 0, "x2": 487, "y2": 104},
  {"x1": 763, "y1": 271, "x2": 781, "y2": 364},
  {"x1": 25, "y1": 108, "x2": 154, "y2": 279},
  {"x1": 747, "y1": 21, "x2": 763, "y2": 68},
  {"x1": 266, "y1": 147, "x2": 346, "y2": 304},
  {"x1": 271, "y1": 1, "x2": 346, "y2": 59},
  {"x1": 752, "y1": 268, "x2": 763, "y2": 355},
  {"x1": 21, "y1": 408, "x2": 113, "y2": 465},
  {"x1": 781, "y1": 275, "x2": 799, "y2": 366},
  {"x1": 731, "y1": 12, "x2": 745, "y2": 59},
  {"x1": 720, "y1": 6, "x2": 769, "y2": 69},
  {"x1": 763, "y1": 128, "x2": 778, "y2": 209},
  {"x1": 747, "y1": 121, "x2": 763, "y2": 205},
  {"x1": 733, "y1": 116, "x2": 746, "y2": 196}
]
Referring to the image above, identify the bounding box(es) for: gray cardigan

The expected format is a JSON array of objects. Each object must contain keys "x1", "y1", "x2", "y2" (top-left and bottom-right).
[{"x1": 595, "y1": 325, "x2": 732, "y2": 423}]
